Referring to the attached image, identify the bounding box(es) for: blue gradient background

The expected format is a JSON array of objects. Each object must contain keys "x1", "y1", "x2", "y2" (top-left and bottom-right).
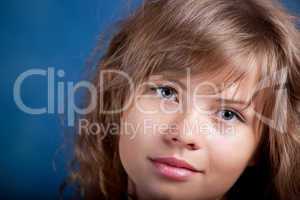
[{"x1": 0, "y1": 0, "x2": 299, "y2": 199}]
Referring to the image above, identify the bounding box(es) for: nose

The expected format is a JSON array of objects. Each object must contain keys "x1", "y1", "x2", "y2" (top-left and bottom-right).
[{"x1": 162, "y1": 110, "x2": 203, "y2": 151}]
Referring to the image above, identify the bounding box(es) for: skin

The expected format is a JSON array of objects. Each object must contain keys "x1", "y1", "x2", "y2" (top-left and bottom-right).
[{"x1": 119, "y1": 70, "x2": 261, "y2": 200}]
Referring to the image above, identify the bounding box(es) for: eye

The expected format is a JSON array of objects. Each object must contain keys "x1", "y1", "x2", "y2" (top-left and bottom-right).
[
  {"x1": 217, "y1": 108, "x2": 245, "y2": 123},
  {"x1": 150, "y1": 85, "x2": 179, "y2": 102}
]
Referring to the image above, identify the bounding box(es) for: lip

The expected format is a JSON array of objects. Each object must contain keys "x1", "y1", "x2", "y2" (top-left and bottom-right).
[{"x1": 148, "y1": 156, "x2": 203, "y2": 181}]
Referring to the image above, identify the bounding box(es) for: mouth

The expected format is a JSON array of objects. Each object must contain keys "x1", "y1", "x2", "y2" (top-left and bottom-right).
[{"x1": 148, "y1": 156, "x2": 204, "y2": 181}]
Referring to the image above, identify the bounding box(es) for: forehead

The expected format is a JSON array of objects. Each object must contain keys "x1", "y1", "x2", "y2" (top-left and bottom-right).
[{"x1": 192, "y1": 70, "x2": 258, "y2": 102}]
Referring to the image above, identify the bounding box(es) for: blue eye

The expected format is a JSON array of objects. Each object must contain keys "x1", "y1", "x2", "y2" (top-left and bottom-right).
[
  {"x1": 150, "y1": 86, "x2": 178, "y2": 102},
  {"x1": 218, "y1": 109, "x2": 245, "y2": 123}
]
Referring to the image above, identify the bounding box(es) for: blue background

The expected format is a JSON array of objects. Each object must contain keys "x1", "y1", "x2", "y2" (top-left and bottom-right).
[{"x1": 0, "y1": 0, "x2": 299, "y2": 199}]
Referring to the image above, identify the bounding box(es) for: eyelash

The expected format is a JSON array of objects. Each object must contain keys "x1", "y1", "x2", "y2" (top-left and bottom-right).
[
  {"x1": 149, "y1": 85, "x2": 179, "y2": 102},
  {"x1": 215, "y1": 108, "x2": 246, "y2": 123},
  {"x1": 149, "y1": 85, "x2": 246, "y2": 123}
]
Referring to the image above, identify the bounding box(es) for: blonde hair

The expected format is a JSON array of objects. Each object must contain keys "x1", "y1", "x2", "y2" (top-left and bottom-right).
[{"x1": 63, "y1": 0, "x2": 300, "y2": 199}]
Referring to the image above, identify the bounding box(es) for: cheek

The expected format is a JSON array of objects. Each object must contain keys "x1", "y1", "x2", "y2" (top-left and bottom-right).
[
  {"x1": 119, "y1": 124, "x2": 146, "y2": 183},
  {"x1": 207, "y1": 129, "x2": 257, "y2": 177},
  {"x1": 118, "y1": 106, "x2": 161, "y2": 179},
  {"x1": 120, "y1": 98, "x2": 173, "y2": 141}
]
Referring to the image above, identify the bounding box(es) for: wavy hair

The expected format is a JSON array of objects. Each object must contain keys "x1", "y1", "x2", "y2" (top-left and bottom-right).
[{"x1": 62, "y1": 0, "x2": 300, "y2": 199}]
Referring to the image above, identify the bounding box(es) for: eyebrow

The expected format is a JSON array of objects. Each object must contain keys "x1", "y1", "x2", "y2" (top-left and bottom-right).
[
  {"x1": 166, "y1": 79, "x2": 187, "y2": 90},
  {"x1": 149, "y1": 75, "x2": 187, "y2": 90},
  {"x1": 149, "y1": 74, "x2": 252, "y2": 108},
  {"x1": 213, "y1": 98, "x2": 252, "y2": 108}
]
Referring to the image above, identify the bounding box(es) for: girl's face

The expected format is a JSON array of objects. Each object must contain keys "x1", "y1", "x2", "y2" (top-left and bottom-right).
[{"x1": 119, "y1": 71, "x2": 260, "y2": 200}]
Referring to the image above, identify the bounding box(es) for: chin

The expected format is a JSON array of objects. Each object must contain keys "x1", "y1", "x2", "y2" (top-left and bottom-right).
[
  {"x1": 137, "y1": 182, "x2": 174, "y2": 200},
  {"x1": 138, "y1": 181, "x2": 191, "y2": 200}
]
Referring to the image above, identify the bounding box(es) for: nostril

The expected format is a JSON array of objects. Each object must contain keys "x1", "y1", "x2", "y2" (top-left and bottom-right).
[
  {"x1": 187, "y1": 143, "x2": 198, "y2": 150},
  {"x1": 164, "y1": 134, "x2": 200, "y2": 150}
]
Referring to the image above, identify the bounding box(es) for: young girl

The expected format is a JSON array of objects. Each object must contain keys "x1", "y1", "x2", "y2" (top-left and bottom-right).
[{"x1": 63, "y1": 0, "x2": 300, "y2": 199}]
